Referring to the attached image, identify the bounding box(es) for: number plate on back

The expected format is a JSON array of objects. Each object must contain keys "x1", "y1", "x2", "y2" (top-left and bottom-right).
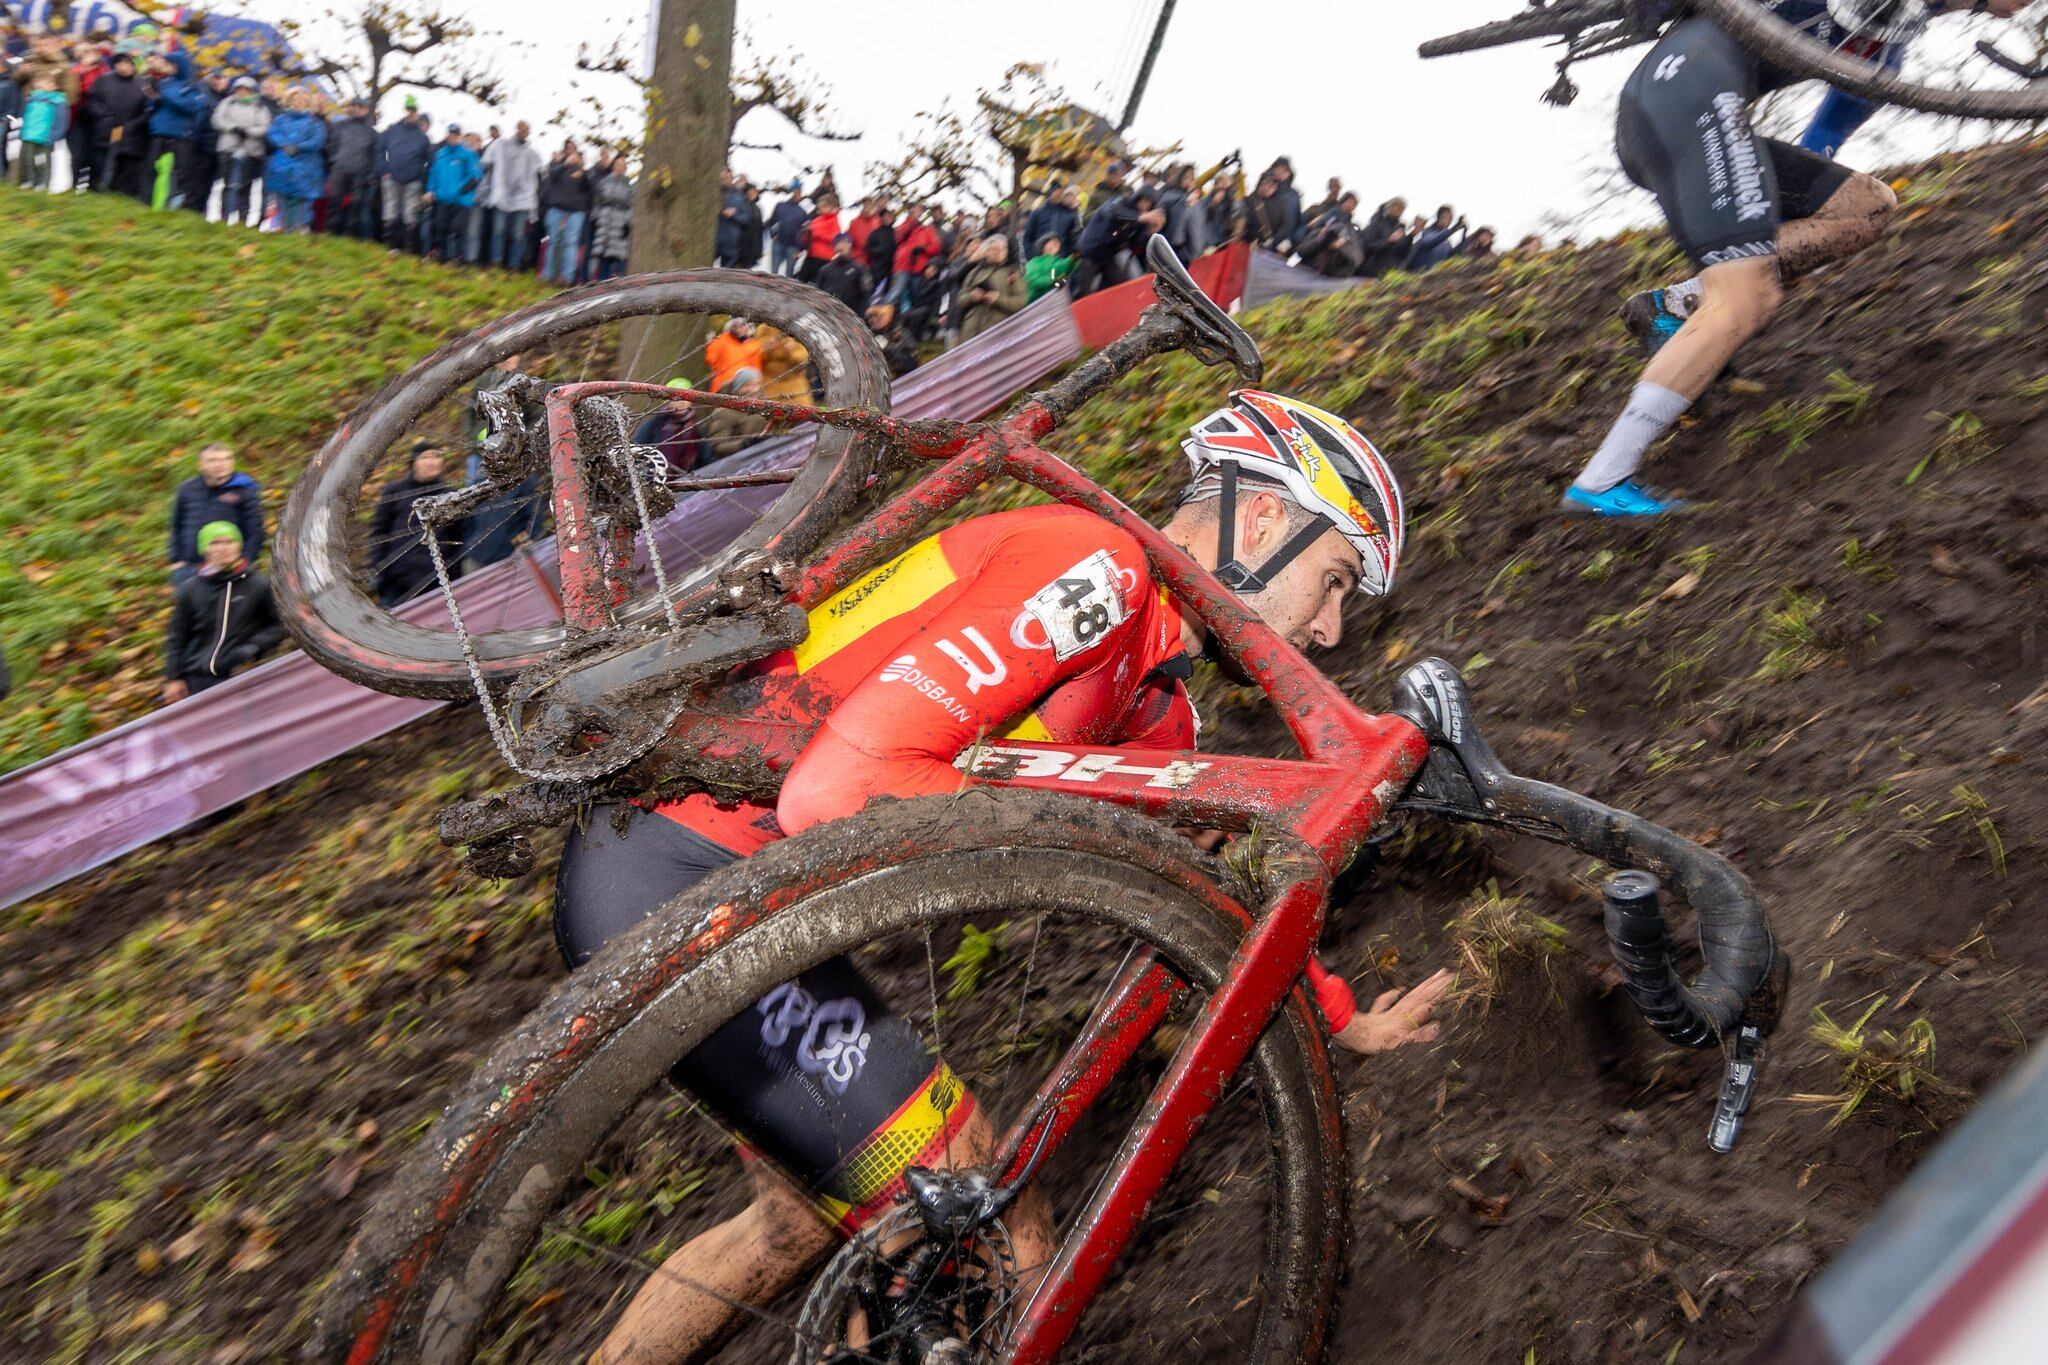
[{"x1": 1023, "y1": 551, "x2": 1129, "y2": 661}]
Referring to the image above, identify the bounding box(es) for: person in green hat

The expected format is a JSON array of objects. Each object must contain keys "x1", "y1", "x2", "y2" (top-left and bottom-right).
[
  {"x1": 162, "y1": 521, "x2": 284, "y2": 703},
  {"x1": 1024, "y1": 232, "x2": 1075, "y2": 302},
  {"x1": 628, "y1": 377, "x2": 710, "y2": 474}
]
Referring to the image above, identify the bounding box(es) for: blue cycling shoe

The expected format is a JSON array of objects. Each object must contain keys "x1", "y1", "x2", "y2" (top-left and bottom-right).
[
  {"x1": 1561, "y1": 480, "x2": 1688, "y2": 517},
  {"x1": 1621, "y1": 288, "x2": 1685, "y2": 356}
]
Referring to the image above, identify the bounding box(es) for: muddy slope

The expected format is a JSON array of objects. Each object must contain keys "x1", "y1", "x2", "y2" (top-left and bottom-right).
[{"x1": 1, "y1": 136, "x2": 2043, "y2": 1362}]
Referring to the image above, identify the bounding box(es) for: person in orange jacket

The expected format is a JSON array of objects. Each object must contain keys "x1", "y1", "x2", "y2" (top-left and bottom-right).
[{"x1": 702, "y1": 317, "x2": 764, "y2": 393}]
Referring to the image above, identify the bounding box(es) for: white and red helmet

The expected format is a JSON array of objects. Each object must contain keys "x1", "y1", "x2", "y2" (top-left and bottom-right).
[{"x1": 1182, "y1": 390, "x2": 1405, "y2": 595}]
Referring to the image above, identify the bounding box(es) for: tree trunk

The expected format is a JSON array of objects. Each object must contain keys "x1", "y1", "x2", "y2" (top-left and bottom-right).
[{"x1": 621, "y1": 0, "x2": 737, "y2": 378}]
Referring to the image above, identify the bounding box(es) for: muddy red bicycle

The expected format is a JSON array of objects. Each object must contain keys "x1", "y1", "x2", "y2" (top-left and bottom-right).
[{"x1": 279, "y1": 239, "x2": 1784, "y2": 1363}]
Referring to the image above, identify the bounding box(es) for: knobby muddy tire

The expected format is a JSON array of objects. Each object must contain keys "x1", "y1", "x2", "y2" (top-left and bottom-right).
[
  {"x1": 308, "y1": 792, "x2": 1345, "y2": 1363},
  {"x1": 273, "y1": 271, "x2": 889, "y2": 700},
  {"x1": 1694, "y1": 0, "x2": 2048, "y2": 120},
  {"x1": 1417, "y1": 0, "x2": 1629, "y2": 57}
]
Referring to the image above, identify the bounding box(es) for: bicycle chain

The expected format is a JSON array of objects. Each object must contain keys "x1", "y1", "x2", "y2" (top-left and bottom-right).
[{"x1": 419, "y1": 394, "x2": 689, "y2": 785}]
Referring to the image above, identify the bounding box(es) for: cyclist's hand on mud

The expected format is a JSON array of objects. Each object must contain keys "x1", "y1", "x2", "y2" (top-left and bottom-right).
[
  {"x1": 162, "y1": 679, "x2": 189, "y2": 704},
  {"x1": 1332, "y1": 968, "x2": 1453, "y2": 1055}
]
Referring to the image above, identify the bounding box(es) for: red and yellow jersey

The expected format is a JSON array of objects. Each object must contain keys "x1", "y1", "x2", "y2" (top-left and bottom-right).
[{"x1": 660, "y1": 505, "x2": 1195, "y2": 853}]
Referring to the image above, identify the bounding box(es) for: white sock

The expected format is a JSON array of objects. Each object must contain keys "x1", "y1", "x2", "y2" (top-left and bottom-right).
[
  {"x1": 1665, "y1": 276, "x2": 1703, "y2": 318},
  {"x1": 1574, "y1": 382, "x2": 1692, "y2": 493}
]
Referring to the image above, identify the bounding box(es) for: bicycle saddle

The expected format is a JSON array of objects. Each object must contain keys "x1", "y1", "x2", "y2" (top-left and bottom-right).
[{"x1": 1144, "y1": 234, "x2": 1264, "y2": 385}]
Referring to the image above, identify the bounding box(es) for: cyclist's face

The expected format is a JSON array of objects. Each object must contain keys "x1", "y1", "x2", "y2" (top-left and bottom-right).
[
  {"x1": 1227, "y1": 496, "x2": 1359, "y2": 650},
  {"x1": 1251, "y1": 526, "x2": 1358, "y2": 651}
]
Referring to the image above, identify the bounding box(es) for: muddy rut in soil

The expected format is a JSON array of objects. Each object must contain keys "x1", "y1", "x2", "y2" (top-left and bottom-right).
[{"x1": 2, "y1": 136, "x2": 2044, "y2": 1362}]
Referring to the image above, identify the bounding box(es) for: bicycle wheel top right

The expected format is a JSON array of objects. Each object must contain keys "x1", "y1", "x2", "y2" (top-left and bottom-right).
[{"x1": 1697, "y1": 0, "x2": 2048, "y2": 120}]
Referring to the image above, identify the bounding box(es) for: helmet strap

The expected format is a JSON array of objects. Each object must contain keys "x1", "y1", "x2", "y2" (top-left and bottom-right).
[{"x1": 1210, "y1": 462, "x2": 1334, "y2": 595}]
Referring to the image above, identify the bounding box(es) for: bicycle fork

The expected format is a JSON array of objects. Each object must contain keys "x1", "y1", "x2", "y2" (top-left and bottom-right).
[{"x1": 996, "y1": 843, "x2": 1336, "y2": 1363}]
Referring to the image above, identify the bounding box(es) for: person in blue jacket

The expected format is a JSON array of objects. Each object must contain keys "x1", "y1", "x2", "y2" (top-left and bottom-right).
[
  {"x1": 424, "y1": 124, "x2": 484, "y2": 262},
  {"x1": 144, "y1": 50, "x2": 210, "y2": 210},
  {"x1": 266, "y1": 89, "x2": 329, "y2": 233},
  {"x1": 168, "y1": 444, "x2": 266, "y2": 585},
  {"x1": 767, "y1": 181, "x2": 807, "y2": 276},
  {"x1": 377, "y1": 103, "x2": 434, "y2": 252}
]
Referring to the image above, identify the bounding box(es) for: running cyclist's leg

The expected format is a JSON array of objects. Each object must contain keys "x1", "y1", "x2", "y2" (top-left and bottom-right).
[
  {"x1": 1766, "y1": 141, "x2": 1895, "y2": 277},
  {"x1": 1640, "y1": 254, "x2": 1782, "y2": 397},
  {"x1": 593, "y1": 1160, "x2": 835, "y2": 1364},
  {"x1": 1633, "y1": 163, "x2": 1891, "y2": 399},
  {"x1": 1568, "y1": 18, "x2": 1882, "y2": 512},
  {"x1": 1634, "y1": 137, "x2": 1884, "y2": 351},
  {"x1": 1569, "y1": 23, "x2": 1756, "y2": 510}
]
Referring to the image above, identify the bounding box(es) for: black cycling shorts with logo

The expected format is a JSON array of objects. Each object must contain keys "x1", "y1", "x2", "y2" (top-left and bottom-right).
[
  {"x1": 1617, "y1": 17, "x2": 1852, "y2": 268},
  {"x1": 554, "y1": 804, "x2": 971, "y2": 1231}
]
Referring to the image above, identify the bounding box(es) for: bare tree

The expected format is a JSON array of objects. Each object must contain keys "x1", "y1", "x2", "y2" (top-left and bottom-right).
[
  {"x1": 575, "y1": 26, "x2": 856, "y2": 154},
  {"x1": 870, "y1": 102, "x2": 1004, "y2": 205},
  {"x1": 267, "y1": 3, "x2": 505, "y2": 121}
]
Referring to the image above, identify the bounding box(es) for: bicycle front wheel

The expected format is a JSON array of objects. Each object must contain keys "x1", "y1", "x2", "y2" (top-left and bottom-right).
[
  {"x1": 309, "y1": 793, "x2": 1344, "y2": 1363},
  {"x1": 273, "y1": 271, "x2": 888, "y2": 699},
  {"x1": 1696, "y1": 0, "x2": 2048, "y2": 120}
]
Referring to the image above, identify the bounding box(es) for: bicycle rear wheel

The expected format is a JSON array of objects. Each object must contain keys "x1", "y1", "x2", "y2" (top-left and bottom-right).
[
  {"x1": 273, "y1": 271, "x2": 888, "y2": 699},
  {"x1": 1696, "y1": 0, "x2": 2048, "y2": 119},
  {"x1": 1418, "y1": 0, "x2": 1629, "y2": 58},
  {"x1": 308, "y1": 793, "x2": 1344, "y2": 1363}
]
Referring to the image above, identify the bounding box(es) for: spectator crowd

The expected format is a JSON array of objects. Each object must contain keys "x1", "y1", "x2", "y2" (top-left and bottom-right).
[
  {"x1": 1, "y1": 13, "x2": 1533, "y2": 713},
  {"x1": 721, "y1": 153, "x2": 1517, "y2": 366},
  {"x1": 3, "y1": 15, "x2": 1524, "y2": 356},
  {"x1": 0, "y1": 20, "x2": 639, "y2": 282}
]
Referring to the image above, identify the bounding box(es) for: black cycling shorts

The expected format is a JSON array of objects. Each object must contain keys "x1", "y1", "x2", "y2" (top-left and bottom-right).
[
  {"x1": 1617, "y1": 17, "x2": 1853, "y2": 268},
  {"x1": 554, "y1": 804, "x2": 973, "y2": 1231}
]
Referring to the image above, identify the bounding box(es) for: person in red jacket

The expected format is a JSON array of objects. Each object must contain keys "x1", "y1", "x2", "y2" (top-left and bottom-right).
[
  {"x1": 796, "y1": 190, "x2": 841, "y2": 283},
  {"x1": 564, "y1": 390, "x2": 1450, "y2": 1363},
  {"x1": 884, "y1": 202, "x2": 943, "y2": 308},
  {"x1": 843, "y1": 193, "x2": 885, "y2": 272}
]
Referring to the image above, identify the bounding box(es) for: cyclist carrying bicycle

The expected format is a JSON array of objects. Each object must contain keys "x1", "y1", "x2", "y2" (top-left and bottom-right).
[
  {"x1": 555, "y1": 390, "x2": 1450, "y2": 1363},
  {"x1": 1564, "y1": 0, "x2": 2026, "y2": 516}
]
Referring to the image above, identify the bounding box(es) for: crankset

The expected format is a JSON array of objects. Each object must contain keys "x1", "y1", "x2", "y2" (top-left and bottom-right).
[{"x1": 791, "y1": 1169, "x2": 1024, "y2": 1365}]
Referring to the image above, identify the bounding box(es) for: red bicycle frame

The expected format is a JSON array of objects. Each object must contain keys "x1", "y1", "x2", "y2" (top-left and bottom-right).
[{"x1": 541, "y1": 377, "x2": 1428, "y2": 1361}]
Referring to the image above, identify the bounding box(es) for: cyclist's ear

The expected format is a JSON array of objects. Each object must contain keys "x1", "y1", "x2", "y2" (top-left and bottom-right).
[{"x1": 1235, "y1": 489, "x2": 1293, "y2": 559}]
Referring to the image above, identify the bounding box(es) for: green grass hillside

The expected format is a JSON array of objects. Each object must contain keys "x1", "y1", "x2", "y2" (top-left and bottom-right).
[
  {"x1": 0, "y1": 188, "x2": 548, "y2": 773},
  {"x1": 1, "y1": 135, "x2": 2043, "y2": 1359}
]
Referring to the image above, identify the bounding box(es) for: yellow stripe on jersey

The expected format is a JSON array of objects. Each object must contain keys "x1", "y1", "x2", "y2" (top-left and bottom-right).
[
  {"x1": 794, "y1": 532, "x2": 958, "y2": 673},
  {"x1": 1000, "y1": 713, "x2": 1054, "y2": 742}
]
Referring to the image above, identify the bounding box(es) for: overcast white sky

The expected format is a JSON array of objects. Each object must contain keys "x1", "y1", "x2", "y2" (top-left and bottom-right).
[{"x1": 236, "y1": 0, "x2": 2016, "y2": 241}]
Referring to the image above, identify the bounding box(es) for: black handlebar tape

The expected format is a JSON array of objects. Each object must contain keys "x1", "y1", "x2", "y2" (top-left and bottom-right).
[
  {"x1": 1390, "y1": 657, "x2": 1774, "y2": 1047},
  {"x1": 1491, "y1": 774, "x2": 1774, "y2": 1046},
  {"x1": 1602, "y1": 871, "x2": 1718, "y2": 1048}
]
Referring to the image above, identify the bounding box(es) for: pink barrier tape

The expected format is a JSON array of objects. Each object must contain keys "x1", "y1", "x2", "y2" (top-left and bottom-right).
[
  {"x1": 1238, "y1": 248, "x2": 1367, "y2": 313},
  {"x1": 0, "y1": 292, "x2": 1083, "y2": 909}
]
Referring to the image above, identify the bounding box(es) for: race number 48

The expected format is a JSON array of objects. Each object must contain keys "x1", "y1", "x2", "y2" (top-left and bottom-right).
[{"x1": 1020, "y1": 551, "x2": 1128, "y2": 661}]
